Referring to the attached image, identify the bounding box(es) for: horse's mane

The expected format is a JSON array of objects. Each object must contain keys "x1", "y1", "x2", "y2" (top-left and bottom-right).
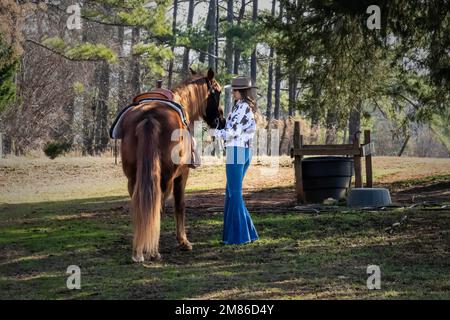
[
  {"x1": 172, "y1": 73, "x2": 209, "y2": 122},
  {"x1": 173, "y1": 73, "x2": 206, "y2": 90}
]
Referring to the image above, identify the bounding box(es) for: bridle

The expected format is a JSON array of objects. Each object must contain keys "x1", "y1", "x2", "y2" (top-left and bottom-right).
[
  {"x1": 202, "y1": 77, "x2": 222, "y2": 129},
  {"x1": 183, "y1": 76, "x2": 223, "y2": 129},
  {"x1": 205, "y1": 77, "x2": 220, "y2": 108}
]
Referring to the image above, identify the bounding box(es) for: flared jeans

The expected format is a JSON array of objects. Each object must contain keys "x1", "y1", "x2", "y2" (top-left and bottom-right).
[{"x1": 223, "y1": 146, "x2": 259, "y2": 245}]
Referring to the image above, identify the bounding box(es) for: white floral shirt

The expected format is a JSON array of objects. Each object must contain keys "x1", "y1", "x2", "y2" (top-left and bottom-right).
[{"x1": 214, "y1": 99, "x2": 256, "y2": 148}]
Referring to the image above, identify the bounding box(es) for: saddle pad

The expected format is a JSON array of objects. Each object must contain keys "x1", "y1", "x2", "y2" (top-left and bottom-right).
[
  {"x1": 133, "y1": 89, "x2": 173, "y2": 103},
  {"x1": 109, "y1": 98, "x2": 190, "y2": 139}
]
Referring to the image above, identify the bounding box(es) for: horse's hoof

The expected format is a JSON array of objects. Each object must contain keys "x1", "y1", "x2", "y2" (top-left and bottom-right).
[
  {"x1": 178, "y1": 242, "x2": 193, "y2": 251},
  {"x1": 145, "y1": 252, "x2": 162, "y2": 261},
  {"x1": 132, "y1": 255, "x2": 144, "y2": 263},
  {"x1": 153, "y1": 253, "x2": 162, "y2": 261}
]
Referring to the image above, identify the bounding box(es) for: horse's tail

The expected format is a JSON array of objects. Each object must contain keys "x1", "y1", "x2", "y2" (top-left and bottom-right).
[{"x1": 132, "y1": 117, "x2": 162, "y2": 258}]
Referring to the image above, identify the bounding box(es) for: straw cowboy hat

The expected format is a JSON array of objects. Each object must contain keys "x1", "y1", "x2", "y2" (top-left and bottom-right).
[{"x1": 231, "y1": 76, "x2": 258, "y2": 89}]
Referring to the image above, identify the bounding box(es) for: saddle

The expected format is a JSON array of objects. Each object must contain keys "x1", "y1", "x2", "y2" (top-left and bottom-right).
[
  {"x1": 132, "y1": 87, "x2": 174, "y2": 103},
  {"x1": 109, "y1": 81, "x2": 201, "y2": 169}
]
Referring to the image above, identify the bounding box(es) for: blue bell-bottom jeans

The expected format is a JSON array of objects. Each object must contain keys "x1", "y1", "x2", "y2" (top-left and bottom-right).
[{"x1": 223, "y1": 146, "x2": 259, "y2": 245}]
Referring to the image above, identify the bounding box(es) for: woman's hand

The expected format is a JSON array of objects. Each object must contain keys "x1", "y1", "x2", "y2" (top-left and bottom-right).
[{"x1": 209, "y1": 128, "x2": 224, "y2": 139}]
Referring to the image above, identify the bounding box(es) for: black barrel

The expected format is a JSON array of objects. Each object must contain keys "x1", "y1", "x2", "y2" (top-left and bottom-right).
[{"x1": 302, "y1": 156, "x2": 354, "y2": 203}]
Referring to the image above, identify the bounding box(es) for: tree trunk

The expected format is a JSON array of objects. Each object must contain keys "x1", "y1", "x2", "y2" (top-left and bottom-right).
[
  {"x1": 181, "y1": 0, "x2": 195, "y2": 79},
  {"x1": 348, "y1": 104, "x2": 361, "y2": 144},
  {"x1": 83, "y1": 95, "x2": 96, "y2": 156},
  {"x1": 325, "y1": 109, "x2": 337, "y2": 144},
  {"x1": 233, "y1": 0, "x2": 247, "y2": 74},
  {"x1": 215, "y1": 0, "x2": 219, "y2": 72},
  {"x1": 233, "y1": 51, "x2": 241, "y2": 75},
  {"x1": 273, "y1": 1, "x2": 283, "y2": 120},
  {"x1": 224, "y1": 0, "x2": 234, "y2": 115},
  {"x1": 266, "y1": 53, "x2": 274, "y2": 121},
  {"x1": 81, "y1": 20, "x2": 94, "y2": 155},
  {"x1": 250, "y1": 0, "x2": 258, "y2": 85},
  {"x1": 274, "y1": 60, "x2": 281, "y2": 120},
  {"x1": 265, "y1": 0, "x2": 276, "y2": 124},
  {"x1": 72, "y1": 92, "x2": 83, "y2": 149},
  {"x1": 288, "y1": 69, "x2": 296, "y2": 117},
  {"x1": 398, "y1": 135, "x2": 410, "y2": 157},
  {"x1": 94, "y1": 60, "x2": 110, "y2": 155},
  {"x1": 117, "y1": 25, "x2": 126, "y2": 110},
  {"x1": 130, "y1": 27, "x2": 140, "y2": 96},
  {"x1": 168, "y1": 0, "x2": 178, "y2": 88},
  {"x1": 309, "y1": 99, "x2": 320, "y2": 144},
  {"x1": 342, "y1": 125, "x2": 347, "y2": 144},
  {"x1": 206, "y1": 0, "x2": 217, "y2": 70},
  {"x1": 200, "y1": 1, "x2": 211, "y2": 64},
  {"x1": 310, "y1": 117, "x2": 319, "y2": 144}
]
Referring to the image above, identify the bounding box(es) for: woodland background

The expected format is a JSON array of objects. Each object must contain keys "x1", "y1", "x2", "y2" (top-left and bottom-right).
[{"x1": 0, "y1": 0, "x2": 449, "y2": 157}]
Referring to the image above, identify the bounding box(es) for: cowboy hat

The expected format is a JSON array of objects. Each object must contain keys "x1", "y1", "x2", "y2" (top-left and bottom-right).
[{"x1": 230, "y1": 76, "x2": 258, "y2": 89}]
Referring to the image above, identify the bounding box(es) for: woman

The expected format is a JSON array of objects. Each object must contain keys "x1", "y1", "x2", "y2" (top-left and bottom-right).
[{"x1": 211, "y1": 76, "x2": 260, "y2": 245}]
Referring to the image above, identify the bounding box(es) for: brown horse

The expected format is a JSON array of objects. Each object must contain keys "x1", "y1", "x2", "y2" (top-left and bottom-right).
[{"x1": 120, "y1": 68, "x2": 225, "y2": 263}]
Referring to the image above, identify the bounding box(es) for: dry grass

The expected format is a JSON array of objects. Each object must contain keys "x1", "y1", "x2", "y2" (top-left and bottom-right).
[{"x1": 1, "y1": 155, "x2": 449, "y2": 204}]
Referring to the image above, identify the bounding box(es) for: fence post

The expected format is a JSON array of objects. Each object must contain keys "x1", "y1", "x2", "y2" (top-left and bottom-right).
[
  {"x1": 293, "y1": 121, "x2": 305, "y2": 203},
  {"x1": 353, "y1": 131, "x2": 362, "y2": 188}
]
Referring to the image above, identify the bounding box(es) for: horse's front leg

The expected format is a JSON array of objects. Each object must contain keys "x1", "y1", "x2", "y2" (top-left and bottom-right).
[{"x1": 173, "y1": 169, "x2": 192, "y2": 251}]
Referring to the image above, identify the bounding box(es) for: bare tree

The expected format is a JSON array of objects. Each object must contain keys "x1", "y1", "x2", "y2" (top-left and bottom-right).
[
  {"x1": 94, "y1": 60, "x2": 110, "y2": 155},
  {"x1": 348, "y1": 102, "x2": 361, "y2": 144},
  {"x1": 273, "y1": 0, "x2": 283, "y2": 120},
  {"x1": 250, "y1": 0, "x2": 258, "y2": 85},
  {"x1": 181, "y1": 0, "x2": 195, "y2": 79},
  {"x1": 265, "y1": 0, "x2": 276, "y2": 123},
  {"x1": 224, "y1": 0, "x2": 234, "y2": 115},
  {"x1": 233, "y1": 0, "x2": 247, "y2": 74},
  {"x1": 168, "y1": 0, "x2": 179, "y2": 88},
  {"x1": 130, "y1": 27, "x2": 141, "y2": 96},
  {"x1": 208, "y1": 0, "x2": 218, "y2": 71},
  {"x1": 288, "y1": 70, "x2": 296, "y2": 117}
]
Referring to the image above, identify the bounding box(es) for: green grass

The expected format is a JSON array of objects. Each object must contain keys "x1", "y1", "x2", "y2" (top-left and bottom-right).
[
  {"x1": 1, "y1": 157, "x2": 449, "y2": 299},
  {"x1": 0, "y1": 194, "x2": 449, "y2": 299}
]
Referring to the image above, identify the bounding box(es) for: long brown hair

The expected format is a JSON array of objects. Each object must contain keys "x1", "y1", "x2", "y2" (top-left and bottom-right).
[{"x1": 236, "y1": 88, "x2": 262, "y2": 124}]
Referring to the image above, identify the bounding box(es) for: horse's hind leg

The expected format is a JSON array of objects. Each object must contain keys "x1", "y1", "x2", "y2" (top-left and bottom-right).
[
  {"x1": 123, "y1": 164, "x2": 143, "y2": 262},
  {"x1": 125, "y1": 172, "x2": 146, "y2": 262},
  {"x1": 173, "y1": 168, "x2": 192, "y2": 251},
  {"x1": 121, "y1": 143, "x2": 143, "y2": 263}
]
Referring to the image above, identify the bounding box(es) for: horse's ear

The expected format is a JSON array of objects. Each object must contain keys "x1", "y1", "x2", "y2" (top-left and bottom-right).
[
  {"x1": 189, "y1": 67, "x2": 197, "y2": 75},
  {"x1": 207, "y1": 67, "x2": 215, "y2": 80}
]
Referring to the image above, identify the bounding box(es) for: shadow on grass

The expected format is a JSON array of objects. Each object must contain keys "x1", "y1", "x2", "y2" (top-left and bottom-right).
[{"x1": 0, "y1": 187, "x2": 449, "y2": 299}]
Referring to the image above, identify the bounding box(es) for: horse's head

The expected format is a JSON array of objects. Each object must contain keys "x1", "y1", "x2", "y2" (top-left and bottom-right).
[
  {"x1": 189, "y1": 68, "x2": 226, "y2": 130},
  {"x1": 173, "y1": 68, "x2": 226, "y2": 130},
  {"x1": 204, "y1": 68, "x2": 226, "y2": 130}
]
